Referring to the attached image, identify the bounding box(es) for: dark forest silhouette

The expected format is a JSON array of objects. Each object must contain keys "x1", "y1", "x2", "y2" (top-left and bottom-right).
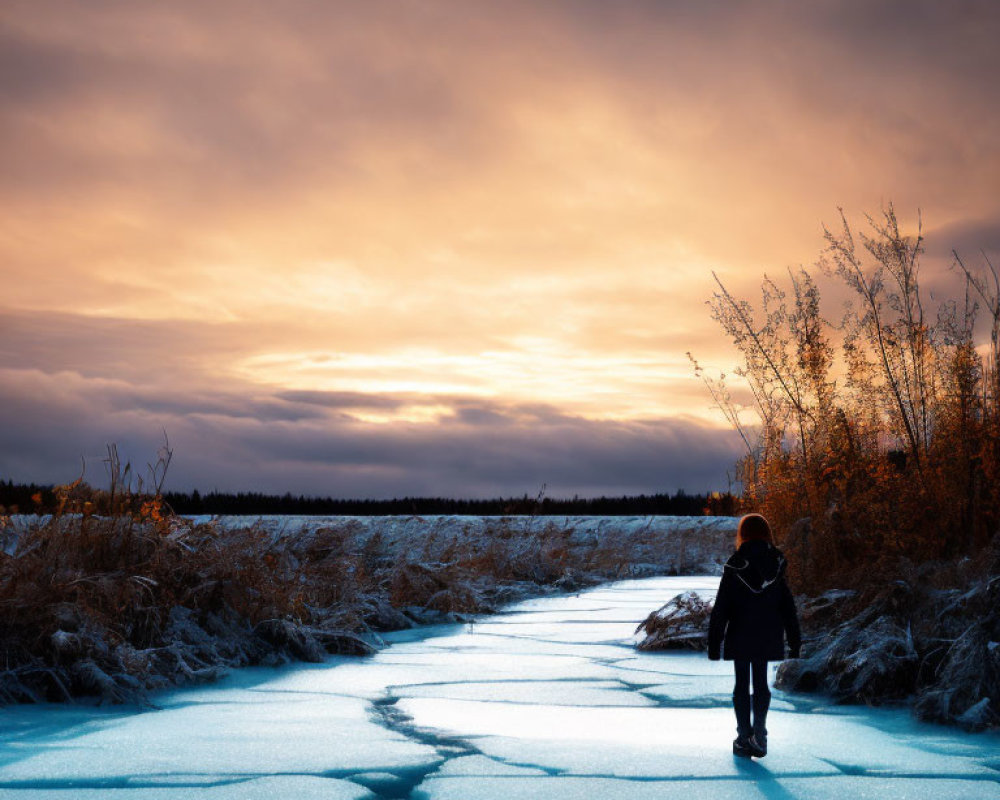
[{"x1": 0, "y1": 479, "x2": 737, "y2": 517}]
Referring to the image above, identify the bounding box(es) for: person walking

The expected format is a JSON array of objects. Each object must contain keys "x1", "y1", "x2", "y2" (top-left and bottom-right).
[{"x1": 708, "y1": 513, "x2": 801, "y2": 758}]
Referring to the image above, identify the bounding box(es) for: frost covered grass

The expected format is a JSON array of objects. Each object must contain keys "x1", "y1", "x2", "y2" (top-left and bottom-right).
[
  {"x1": 776, "y1": 539, "x2": 1000, "y2": 731},
  {"x1": 0, "y1": 513, "x2": 361, "y2": 704},
  {"x1": 0, "y1": 510, "x2": 734, "y2": 706},
  {"x1": 634, "y1": 590, "x2": 712, "y2": 651}
]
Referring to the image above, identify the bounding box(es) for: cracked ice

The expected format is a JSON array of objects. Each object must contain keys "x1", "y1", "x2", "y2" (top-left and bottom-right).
[{"x1": 0, "y1": 576, "x2": 998, "y2": 799}]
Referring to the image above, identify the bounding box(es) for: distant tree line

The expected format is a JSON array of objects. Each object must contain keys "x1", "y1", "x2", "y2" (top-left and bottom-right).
[
  {"x1": 0, "y1": 479, "x2": 737, "y2": 517},
  {"x1": 0, "y1": 480, "x2": 56, "y2": 513}
]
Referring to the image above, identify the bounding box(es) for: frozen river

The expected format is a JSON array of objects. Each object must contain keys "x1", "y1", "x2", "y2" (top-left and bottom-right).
[{"x1": 0, "y1": 576, "x2": 998, "y2": 799}]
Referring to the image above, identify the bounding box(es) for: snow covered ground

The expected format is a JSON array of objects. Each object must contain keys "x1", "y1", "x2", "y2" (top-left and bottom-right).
[
  {"x1": 189, "y1": 514, "x2": 737, "y2": 572},
  {"x1": 4, "y1": 513, "x2": 736, "y2": 574},
  {"x1": 1, "y1": 575, "x2": 997, "y2": 799}
]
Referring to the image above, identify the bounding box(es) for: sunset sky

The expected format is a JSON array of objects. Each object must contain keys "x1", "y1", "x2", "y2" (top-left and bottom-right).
[{"x1": 2, "y1": 1, "x2": 1000, "y2": 498}]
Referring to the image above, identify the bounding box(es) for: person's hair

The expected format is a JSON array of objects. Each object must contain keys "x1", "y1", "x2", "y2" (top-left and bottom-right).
[{"x1": 736, "y1": 513, "x2": 773, "y2": 548}]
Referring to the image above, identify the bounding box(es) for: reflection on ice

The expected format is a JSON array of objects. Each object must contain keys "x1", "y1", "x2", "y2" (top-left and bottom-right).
[
  {"x1": 1, "y1": 576, "x2": 998, "y2": 799},
  {"x1": 398, "y1": 701, "x2": 842, "y2": 776}
]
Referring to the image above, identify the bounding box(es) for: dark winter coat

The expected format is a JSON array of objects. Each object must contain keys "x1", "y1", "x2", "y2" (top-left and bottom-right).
[{"x1": 707, "y1": 540, "x2": 801, "y2": 662}]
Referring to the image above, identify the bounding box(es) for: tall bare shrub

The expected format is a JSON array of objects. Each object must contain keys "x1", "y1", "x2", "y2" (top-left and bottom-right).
[{"x1": 700, "y1": 207, "x2": 999, "y2": 588}]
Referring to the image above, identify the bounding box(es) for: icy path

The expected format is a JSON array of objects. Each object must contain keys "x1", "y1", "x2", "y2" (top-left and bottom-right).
[{"x1": 1, "y1": 577, "x2": 999, "y2": 799}]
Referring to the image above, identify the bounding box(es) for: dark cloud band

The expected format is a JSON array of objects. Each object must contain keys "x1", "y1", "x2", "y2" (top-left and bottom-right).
[{"x1": 0, "y1": 363, "x2": 741, "y2": 498}]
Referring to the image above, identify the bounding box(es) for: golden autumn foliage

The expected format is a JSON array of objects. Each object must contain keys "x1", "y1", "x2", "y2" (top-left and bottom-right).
[
  {"x1": 698, "y1": 206, "x2": 1000, "y2": 590},
  {"x1": 47, "y1": 441, "x2": 175, "y2": 526}
]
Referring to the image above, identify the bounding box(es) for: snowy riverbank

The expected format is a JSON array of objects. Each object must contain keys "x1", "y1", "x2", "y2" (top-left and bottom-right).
[{"x1": 0, "y1": 514, "x2": 736, "y2": 705}]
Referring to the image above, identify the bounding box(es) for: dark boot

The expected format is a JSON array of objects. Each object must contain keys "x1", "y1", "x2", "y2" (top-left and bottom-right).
[
  {"x1": 732, "y1": 693, "x2": 752, "y2": 756},
  {"x1": 750, "y1": 691, "x2": 770, "y2": 757}
]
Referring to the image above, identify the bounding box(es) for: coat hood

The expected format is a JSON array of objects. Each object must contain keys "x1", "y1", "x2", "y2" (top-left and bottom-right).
[{"x1": 724, "y1": 539, "x2": 786, "y2": 594}]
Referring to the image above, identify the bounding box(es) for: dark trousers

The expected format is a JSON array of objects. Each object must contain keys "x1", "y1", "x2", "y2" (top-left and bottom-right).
[{"x1": 732, "y1": 660, "x2": 770, "y2": 739}]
